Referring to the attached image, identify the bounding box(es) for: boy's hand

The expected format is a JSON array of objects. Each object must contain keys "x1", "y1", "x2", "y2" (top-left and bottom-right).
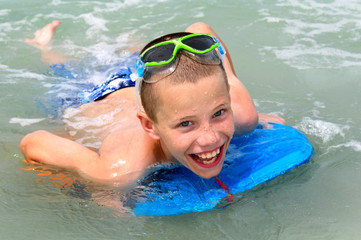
[{"x1": 258, "y1": 113, "x2": 286, "y2": 125}]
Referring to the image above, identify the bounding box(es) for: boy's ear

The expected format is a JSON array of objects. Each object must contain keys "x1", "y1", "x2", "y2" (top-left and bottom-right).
[{"x1": 137, "y1": 111, "x2": 160, "y2": 140}]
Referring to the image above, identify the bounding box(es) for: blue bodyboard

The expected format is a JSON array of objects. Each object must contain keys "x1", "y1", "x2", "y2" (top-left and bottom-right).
[{"x1": 127, "y1": 123, "x2": 312, "y2": 216}]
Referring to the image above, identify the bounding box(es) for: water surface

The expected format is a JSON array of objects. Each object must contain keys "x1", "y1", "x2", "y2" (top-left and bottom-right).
[{"x1": 1, "y1": 0, "x2": 361, "y2": 239}]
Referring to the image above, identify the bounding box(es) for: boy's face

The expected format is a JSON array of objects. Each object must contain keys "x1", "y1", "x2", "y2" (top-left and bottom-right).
[{"x1": 152, "y1": 72, "x2": 234, "y2": 179}]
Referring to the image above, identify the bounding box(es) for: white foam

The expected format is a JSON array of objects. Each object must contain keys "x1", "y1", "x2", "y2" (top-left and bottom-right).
[
  {"x1": 327, "y1": 140, "x2": 361, "y2": 152},
  {"x1": 258, "y1": 0, "x2": 361, "y2": 69},
  {"x1": 0, "y1": 64, "x2": 9, "y2": 70},
  {"x1": 0, "y1": 9, "x2": 10, "y2": 16},
  {"x1": 313, "y1": 101, "x2": 325, "y2": 109},
  {"x1": 265, "y1": 17, "x2": 281, "y2": 23},
  {"x1": 194, "y1": 12, "x2": 205, "y2": 18},
  {"x1": 93, "y1": 0, "x2": 144, "y2": 12},
  {"x1": 0, "y1": 22, "x2": 13, "y2": 32},
  {"x1": 277, "y1": 0, "x2": 361, "y2": 15},
  {"x1": 77, "y1": 12, "x2": 109, "y2": 39},
  {"x1": 309, "y1": 101, "x2": 326, "y2": 118},
  {"x1": 9, "y1": 117, "x2": 45, "y2": 127},
  {"x1": 0, "y1": 18, "x2": 29, "y2": 41},
  {"x1": 295, "y1": 117, "x2": 349, "y2": 143},
  {"x1": 261, "y1": 43, "x2": 361, "y2": 70},
  {"x1": 50, "y1": 0, "x2": 63, "y2": 6},
  {"x1": 10, "y1": 71, "x2": 47, "y2": 81},
  {"x1": 0, "y1": 64, "x2": 46, "y2": 82}
]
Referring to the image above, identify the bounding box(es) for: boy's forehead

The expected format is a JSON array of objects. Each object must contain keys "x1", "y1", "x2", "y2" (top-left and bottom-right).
[{"x1": 154, "y1": 74, "x2": 229, "y2": 114}]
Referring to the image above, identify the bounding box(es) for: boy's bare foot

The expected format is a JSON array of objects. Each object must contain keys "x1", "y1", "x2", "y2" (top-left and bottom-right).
[
  {"x1": 25, "y1": 20, "x2": 61, "y2": 49},
  {"x1": 25, "y1": 20, "x2": 67, "y2": 64}
]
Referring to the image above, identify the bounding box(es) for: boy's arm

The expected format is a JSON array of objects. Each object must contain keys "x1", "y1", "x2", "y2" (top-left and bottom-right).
[
  {"x1": 227, "y1": 75, "x2": 259, "y2": 136},
  {"x1": 20, "y1": 130, "x2": 99, "y2": 173},
  {"x1": 20, "y1": 129, "x2": 149, "y2": 183},
  {"x1": 229, "y1": 77, "x2": 285, "y2": 135}
]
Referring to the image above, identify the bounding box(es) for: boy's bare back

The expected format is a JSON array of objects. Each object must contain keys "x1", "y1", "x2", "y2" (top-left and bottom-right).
[
  {"x1": 64, "y1": 88, "x2": 140, "y2": 145},
  {"x1": 62, "y1": 87, "x2": 162, "y2": 182}
]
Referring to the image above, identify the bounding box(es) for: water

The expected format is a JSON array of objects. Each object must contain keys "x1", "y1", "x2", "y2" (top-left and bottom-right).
[{"x1": 1, "y1": 0, "x2": 361, "y2": 239}]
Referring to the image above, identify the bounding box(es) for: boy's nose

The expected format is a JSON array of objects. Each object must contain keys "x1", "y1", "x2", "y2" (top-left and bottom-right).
[{"x1": 197, "y1": 126, "x2": 217, "y2": 147}]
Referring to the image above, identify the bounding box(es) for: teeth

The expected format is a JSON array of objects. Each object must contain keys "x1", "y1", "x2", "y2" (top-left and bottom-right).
[
  {"x1": 203, "y1": 157, "x2": 216, "y2": 164},
  {"x1": 195, "y1": 148, "x2": 221, "y2": 162}
]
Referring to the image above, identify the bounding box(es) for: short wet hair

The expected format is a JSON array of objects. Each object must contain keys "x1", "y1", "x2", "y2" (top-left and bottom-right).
[{"x1": 139, "y1": 32, "x2": 228, "y2": 122}]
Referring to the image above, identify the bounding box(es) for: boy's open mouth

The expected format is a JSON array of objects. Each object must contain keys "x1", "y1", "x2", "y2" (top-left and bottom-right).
[{"x1": 190, "y1": 145, "x2": 224, "y2": 168}]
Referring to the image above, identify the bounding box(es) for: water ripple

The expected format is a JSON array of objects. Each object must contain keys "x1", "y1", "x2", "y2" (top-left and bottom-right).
[{"x1": 259, "y1": 0, "x2": 361, "y2": 69}]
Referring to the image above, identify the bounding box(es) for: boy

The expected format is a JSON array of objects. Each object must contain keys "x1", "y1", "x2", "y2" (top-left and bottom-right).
[{"x1": 20, "y1": 21, "x2": 284, "y2": 184}]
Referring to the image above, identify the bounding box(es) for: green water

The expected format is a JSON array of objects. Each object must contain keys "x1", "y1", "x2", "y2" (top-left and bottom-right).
[{"x1": 1, "y1": 0, "x2": 361, "y2": 239}]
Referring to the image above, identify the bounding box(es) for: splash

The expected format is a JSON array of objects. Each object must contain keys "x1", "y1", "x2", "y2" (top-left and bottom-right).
[
  {"x1": 9, "y1": 117, "x2": 45, "y2": 127},
  {"x1": 327, "y1": 140, "x2": 361, "y2": 152},
  {"x1": 295, "y1": 117, "x2": 349, "y2": 143}
]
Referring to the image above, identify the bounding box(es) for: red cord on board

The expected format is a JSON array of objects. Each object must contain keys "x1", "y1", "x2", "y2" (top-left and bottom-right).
[{"x1": 214, "y1": 176, "x2": 233, "y2": 202}]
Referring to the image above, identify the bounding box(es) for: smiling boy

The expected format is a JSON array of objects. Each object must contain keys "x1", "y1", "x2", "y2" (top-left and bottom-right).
[
  {"x1": 137, "y1": 47, "x2": 235, "y2": 179},
  {"x1": 20, "y1": 21, "x2": 284, "y2": 183}
]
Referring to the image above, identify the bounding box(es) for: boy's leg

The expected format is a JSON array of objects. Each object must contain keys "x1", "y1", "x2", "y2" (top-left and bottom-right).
[
  {"x1": 25, "y1": 20, "x2": 67, "y2": 65},
  {"x1": 185, "y1": 22, "x2": 237, "y2": 77}
]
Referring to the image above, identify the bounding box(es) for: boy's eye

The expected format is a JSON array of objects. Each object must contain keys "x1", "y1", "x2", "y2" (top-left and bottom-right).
[
  {"x1": 214, "y1": 109, "x2": 224, "y2": 117},
  {"x1": 180, "y1": 121, "x2": 191, "y2": 127}
]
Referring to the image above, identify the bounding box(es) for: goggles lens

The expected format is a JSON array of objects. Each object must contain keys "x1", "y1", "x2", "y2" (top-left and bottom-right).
[
  {"x1": 141, "y1": 43, "x2": 175, "y2": 64},
  {"x1": 181, "y1": 34, "x2": 217, "y2": 51}
]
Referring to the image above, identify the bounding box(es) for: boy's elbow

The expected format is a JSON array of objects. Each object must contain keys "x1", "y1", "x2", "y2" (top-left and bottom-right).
[
  {"x1": 20, "y1": 132, "x2": 32, "y2": 155},
  {"x1": 233, "y1": 109, "x2": 259, "y2": 136},
  {"x1": 20, "y1": 130, "x2": 42, "y2": 150},
  {"x1": 20, "y1": 130, "x2": 48, "y2": 162}
]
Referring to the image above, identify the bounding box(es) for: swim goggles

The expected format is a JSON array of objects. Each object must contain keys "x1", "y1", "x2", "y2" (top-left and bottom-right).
[
  {"x1": 131, "y1": 33, "x2": 226, "y2": 109},
  {"x1": 132, "y1": 33, "x2": 226, "y2": 83}
]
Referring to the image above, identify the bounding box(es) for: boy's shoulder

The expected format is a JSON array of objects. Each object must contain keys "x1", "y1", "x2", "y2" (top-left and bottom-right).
[{"x1": 97, "y1": 126, "x2": 162, "y2": 178}]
